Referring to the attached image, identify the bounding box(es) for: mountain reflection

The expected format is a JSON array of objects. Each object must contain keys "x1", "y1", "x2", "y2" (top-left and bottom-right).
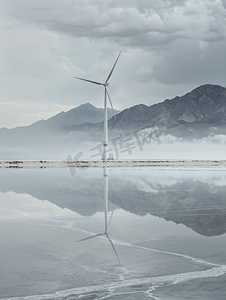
[
  {"x1": 109, "y1": 179, "x2": 226, "y2": 237},
  {"x1": 0, "y1": 168, "x2": 226, "y2": 237}
]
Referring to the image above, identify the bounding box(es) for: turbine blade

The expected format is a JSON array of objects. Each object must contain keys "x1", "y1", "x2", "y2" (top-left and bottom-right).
[
  {"x1": 107, "y1": 206, "x2": 115, "y2": 232},
  {"x1": 106, "y1": 233, "x2": 121, "y2": 266},
  {"x1": 106, "y1": 88, "x2": 116, "y2": 120},
  {"x1": 105, "y1": 52, "x2": 121, "y2": 85},
  {"x1": 75, "y1": 233, "x2": 103, "y2": 243},
  {"x1": 74, "y1": 77, "x2": 103, "y2": 86}
]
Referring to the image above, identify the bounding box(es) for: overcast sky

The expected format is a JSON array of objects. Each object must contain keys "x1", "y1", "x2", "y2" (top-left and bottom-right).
[{"x1": 1, "y1": 0, "x2": 226, "y2": 128}]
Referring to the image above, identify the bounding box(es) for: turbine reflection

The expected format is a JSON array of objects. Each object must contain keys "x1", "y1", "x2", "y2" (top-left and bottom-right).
[{"x1": 75, "y1": 167, "x2": 121, "y2": 266}]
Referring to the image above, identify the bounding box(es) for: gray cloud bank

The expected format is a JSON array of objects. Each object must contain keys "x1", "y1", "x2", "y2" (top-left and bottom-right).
[
  {"x1": 3, "y1": 0, "x2": 226, "y2": 45},
  {"x1": 1, "y1": 0, "x2": 226, "y2": 128}
]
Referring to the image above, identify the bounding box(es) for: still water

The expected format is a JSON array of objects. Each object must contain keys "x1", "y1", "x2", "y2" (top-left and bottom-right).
[{"x1": 0, "y1": 167, "x2": 226, "y2": 299}]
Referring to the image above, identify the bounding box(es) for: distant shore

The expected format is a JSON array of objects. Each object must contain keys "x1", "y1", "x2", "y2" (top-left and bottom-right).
[{"x1": 0, "y1": 159, "x2": 226, "y2": 168}]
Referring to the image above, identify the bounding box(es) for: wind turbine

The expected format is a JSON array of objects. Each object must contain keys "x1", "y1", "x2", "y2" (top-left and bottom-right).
[{"x1": 74, "y1": 52, "x2": 121, "y2": 160}]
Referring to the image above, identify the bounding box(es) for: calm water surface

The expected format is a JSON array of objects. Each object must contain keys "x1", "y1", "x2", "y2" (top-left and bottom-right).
[{"x1": 0, "y1": 167, "x2": 226, "y2": 299}]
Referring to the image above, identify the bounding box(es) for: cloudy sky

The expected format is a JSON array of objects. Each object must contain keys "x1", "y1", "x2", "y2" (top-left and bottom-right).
[{"x1": 1, "y1": 0, "x2": 226, "y2": 128}]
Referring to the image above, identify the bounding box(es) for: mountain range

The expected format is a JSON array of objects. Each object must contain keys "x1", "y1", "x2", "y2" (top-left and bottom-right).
[
  {"x1": 108, "y1": 84, "x2": 226, "y2": 138},
  {"x1": 0, "y1": 84, "x2": 226, "y2": 158},
  {"x1": 32, "y1": 102, "x2": 120, "y2": 127}
]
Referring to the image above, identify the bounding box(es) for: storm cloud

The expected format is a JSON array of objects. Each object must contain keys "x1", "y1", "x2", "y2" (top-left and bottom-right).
[{"x1": 1, "y1": 0, "x2": 226, "y2": 128}]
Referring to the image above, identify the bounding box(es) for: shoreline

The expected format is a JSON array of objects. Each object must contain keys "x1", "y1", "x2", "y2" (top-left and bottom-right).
[{"x1": 0, "y1": 159, "x2": 226, "y2": 168}]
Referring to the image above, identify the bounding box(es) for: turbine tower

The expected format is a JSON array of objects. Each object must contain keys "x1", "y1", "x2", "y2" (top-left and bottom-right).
[{"x1": 74, "y1": 52, "x2": 121, "y2": 160}]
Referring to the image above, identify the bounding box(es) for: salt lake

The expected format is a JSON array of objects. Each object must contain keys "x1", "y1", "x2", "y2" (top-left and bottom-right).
[{"x1": 0, "y1": 166, "x2": 226, "y2": 299}]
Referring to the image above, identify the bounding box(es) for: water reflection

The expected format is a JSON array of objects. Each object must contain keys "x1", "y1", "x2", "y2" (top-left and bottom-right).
[
  {"x1": 109, "y1": 177, "x2": 226, "y2": 237},
  {"x1": 1, "y1": 168, "x2": 226, "y2": 299},
  {"x1": 0, "y1": 168, "x2": 226, "y2": 237},
  {"x1": 75, "y1": 167, "x2": 121, "y2": 266}
]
